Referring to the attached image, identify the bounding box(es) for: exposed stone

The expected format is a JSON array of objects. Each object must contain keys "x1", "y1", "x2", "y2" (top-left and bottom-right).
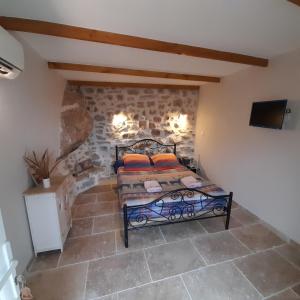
[
  {"x1": 139, "y1": 120, "x2": 147, "y2": 128},
  {"x1": 127, "y1": 89, "x2": 139, "y2": 95},
  {"x1": 151, "y1": 129, "x2": 160, "y2": 136},
  {"x1": 173, "y1": 99, "x2": 183, "y2": 107},
  {"x1": 94, "y1": 115, "x2": 105, "y2": 121},
  {"x1": 153, "y1": 116, "x2": 161, "y2": 123},
  {"x1": 61, "y1": 107, "x2": 93, "y2": 156},
  {"x1": 83, "y1": 87, "x2": 95, "y2": 94},
  {"x1": 147, "y1": 101, "x2": 155, "y2": 107},
  {"x1": 91, "y1": 153, "x2": 100, "y2": 160},
  {"x1": 144, "y1": 89, "x2": 154, "y2": 94},
  {"x1": 62, "y1": 89, "x2": 83, "y2": 107},
  {"x1": 149, "y1": 123, "x2": 156, "y2": 129}
]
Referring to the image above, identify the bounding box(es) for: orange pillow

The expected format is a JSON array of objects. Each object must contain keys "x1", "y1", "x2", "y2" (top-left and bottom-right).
[
  {"x1": 123, "y1": 154, "x2": 151, "y2": 169},
  {"x1": 151, "y1": 153, "x2": 179, "y2": 168}
]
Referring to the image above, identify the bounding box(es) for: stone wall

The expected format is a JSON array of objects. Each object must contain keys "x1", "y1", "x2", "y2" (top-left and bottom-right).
[
  {"x1": 60, "y1": 85, "x2": 93, "y2": 157},
  {"x1": 61, "y1": 85, "x2": 199, "y2": 192}
]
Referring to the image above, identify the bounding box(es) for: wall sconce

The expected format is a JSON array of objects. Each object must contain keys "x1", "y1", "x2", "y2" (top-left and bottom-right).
[
  {"x1": 112, "y1": 113, "x2": 127, "y2": 127},
  {"x1": 177, "y1": 114, "x2": 188, "y2": 129}
]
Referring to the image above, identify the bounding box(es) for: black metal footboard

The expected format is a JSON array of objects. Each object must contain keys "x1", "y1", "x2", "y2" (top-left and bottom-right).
[{"x1": 123, "y1": 188, "x2": 233, "y2": 248}]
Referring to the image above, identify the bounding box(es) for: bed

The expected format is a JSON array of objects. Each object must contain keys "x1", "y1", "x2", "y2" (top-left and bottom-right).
[{"x1": 115, "y1": 139, "x2": 233, "y2": 248}]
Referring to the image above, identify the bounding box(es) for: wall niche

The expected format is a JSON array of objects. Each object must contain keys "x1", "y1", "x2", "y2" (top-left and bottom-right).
[{"x1": 60, "y1": 84, "x2": 199, "y2": 193}]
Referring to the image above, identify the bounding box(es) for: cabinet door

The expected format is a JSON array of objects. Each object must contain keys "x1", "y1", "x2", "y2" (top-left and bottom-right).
[{"x1": 25, "y1": 195, "x2": 61, "y2": 253}]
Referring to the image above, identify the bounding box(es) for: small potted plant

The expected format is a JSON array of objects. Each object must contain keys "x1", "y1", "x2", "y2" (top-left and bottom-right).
[{"x1": 24, "y1": 150, "x2": 61, "y2": 188}]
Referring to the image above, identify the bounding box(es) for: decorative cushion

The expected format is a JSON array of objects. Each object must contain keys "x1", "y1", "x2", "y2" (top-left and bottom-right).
[
  {"x1": 151, "y1": 153, "x2": 180, "y2": 168},
  {"x1": 123, "y1": 154, "x2": 152, "y2": 169}
]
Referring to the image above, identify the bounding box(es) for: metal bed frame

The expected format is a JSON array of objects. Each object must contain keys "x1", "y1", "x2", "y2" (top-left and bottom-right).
[{"x1": 115, "y1": 139, "x2": 233, "y2": 248}]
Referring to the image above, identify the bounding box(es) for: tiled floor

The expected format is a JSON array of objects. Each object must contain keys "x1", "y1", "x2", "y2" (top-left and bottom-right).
[{"x1": 26, "y1": 180, "x2": 300, "y2": 300}]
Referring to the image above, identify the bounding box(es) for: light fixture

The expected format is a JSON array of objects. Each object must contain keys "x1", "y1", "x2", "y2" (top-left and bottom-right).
[
  {"x1": 177, "y1": 114, "x2": 188, "y2": 129},
  {"x1": 112, "y1": 113, "x2": 127, "y2": 127}
]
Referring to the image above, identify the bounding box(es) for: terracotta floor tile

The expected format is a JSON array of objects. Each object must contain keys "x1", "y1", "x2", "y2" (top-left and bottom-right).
[
  {"x1": 60, "y1": 232, "x2": 115, "y2": 266},
  {"x1": 29, "y1": 251, "x2": 60, "y2": 273},
  {"x1": 182, "y1": 262, "x2": 262, "y2": 300},
  {"x1": 27, "y1": 263, "x2": 88, "y2": 300},
  {"x1": 69, "y1": 218, "x2": 93, "y2": 238},
  {"x1": 192, "y1": 231, "x2": 251, "y2": 264},
  {"x1": 86, "y1": 251, "x2": 151, "y2": 299},
  {"x1": 234, "y1": 250, "x2": 300, "y2": 297},
  {"x1": 93, "y1": 214, "x2": 122, "y2": 234},
  {"x1": 231, "y1": 223, "x2": 284, "y2": 251}
]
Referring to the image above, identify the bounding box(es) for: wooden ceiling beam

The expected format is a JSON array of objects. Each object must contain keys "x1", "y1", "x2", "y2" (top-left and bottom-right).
[
  {"x1": 68, "y1": 80, "x2": 200, "y2": 90},
  {"x1": 0, "y1": 17, "x2": 268, "y2": 67},
  {"x1": 288, "y1": 0, "x2": 300, "y2": 6},
  {"x1": 48, "y1": 62, "x2": 220, "y2": 83}
]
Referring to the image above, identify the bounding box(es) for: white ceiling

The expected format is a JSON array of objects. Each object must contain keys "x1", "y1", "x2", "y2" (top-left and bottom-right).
[{"x1": 2, "y1": 0, "x2": 300, "y2": 86}]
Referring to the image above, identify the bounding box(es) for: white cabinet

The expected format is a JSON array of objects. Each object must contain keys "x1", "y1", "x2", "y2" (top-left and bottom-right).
[{"x1": 24, "y1": 176, "x2": 74, "y2": 255}]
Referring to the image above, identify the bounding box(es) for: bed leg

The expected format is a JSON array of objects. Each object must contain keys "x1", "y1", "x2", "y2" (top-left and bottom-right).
[
  {"x1": 225, "y1": 192, "x2": 233, "y2": 230},
  {"x1": 123, "y1": 204, "x2": 129, "y2": 248}
]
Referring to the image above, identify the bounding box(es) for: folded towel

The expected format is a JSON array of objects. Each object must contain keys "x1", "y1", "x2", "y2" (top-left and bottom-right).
[
  {"x1": 180, "y1": 176, "x2": 202, "y2": 189},
  {"x1": 144, "y1": 180, "x2": 162, "y2": 193}
]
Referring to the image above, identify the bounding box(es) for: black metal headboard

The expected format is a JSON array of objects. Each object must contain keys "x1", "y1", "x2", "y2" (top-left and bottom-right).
[{"x1": 115, "y1": 139, "x2": 176, "y2": 160}]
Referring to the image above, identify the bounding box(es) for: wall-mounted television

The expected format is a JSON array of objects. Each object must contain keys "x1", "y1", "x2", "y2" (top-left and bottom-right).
[{"x1": 249, "y1": 99, "x2": 287, "y2": 129}]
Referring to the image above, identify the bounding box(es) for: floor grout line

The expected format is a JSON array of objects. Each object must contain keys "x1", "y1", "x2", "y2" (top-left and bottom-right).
[
  {"x1": 68, "y1": 229, "x2": 117, "y2": 240},
  {"x1": 180, "y1": 274, "x2": 193, "y2": 300},
  {"x1": 189, "y1": 237, "x2": 209, "y2": 266},
  {"x1": 263, "y1": 285, "x2": 300, "y2": 299},
  {"x1": 232, "y1": 262, "x2": 264, "y2": 299},
  {"x1": 114, "y1": 230, "x2": 117, "y2": 254},
  {"x1": 228, "y1": 230, "x2": 254, "y2": 253},
  {"x1": 82, "y1": 261, "x2": 90, "y2": 300},
  {"x1": 158, "y1": 226, "x2": 167, "y2": 243},
  {"x1": 143, "y1": 249, "x2": 153, "y2": 282},
  {"x1": 91, "y1": 216, "x2": 96, "y2": 235}
]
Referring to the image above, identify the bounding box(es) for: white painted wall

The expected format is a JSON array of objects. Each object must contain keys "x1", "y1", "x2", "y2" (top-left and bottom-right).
[
  {"x1": 195, "y1": 48, "x2": 300, "y2": 243},
  {"x1": 0, "y1": 33, "x2": 65, "y2": 272}
]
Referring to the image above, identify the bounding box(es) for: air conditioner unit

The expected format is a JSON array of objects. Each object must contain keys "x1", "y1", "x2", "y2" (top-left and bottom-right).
[{"x1": 0, "y1": 26, "x2": 24, "y2": 79}]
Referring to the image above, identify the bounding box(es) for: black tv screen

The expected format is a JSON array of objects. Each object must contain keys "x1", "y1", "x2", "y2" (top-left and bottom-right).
[{"x1": 249, "y1": 100, "x2": 287, "y2": 129}]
